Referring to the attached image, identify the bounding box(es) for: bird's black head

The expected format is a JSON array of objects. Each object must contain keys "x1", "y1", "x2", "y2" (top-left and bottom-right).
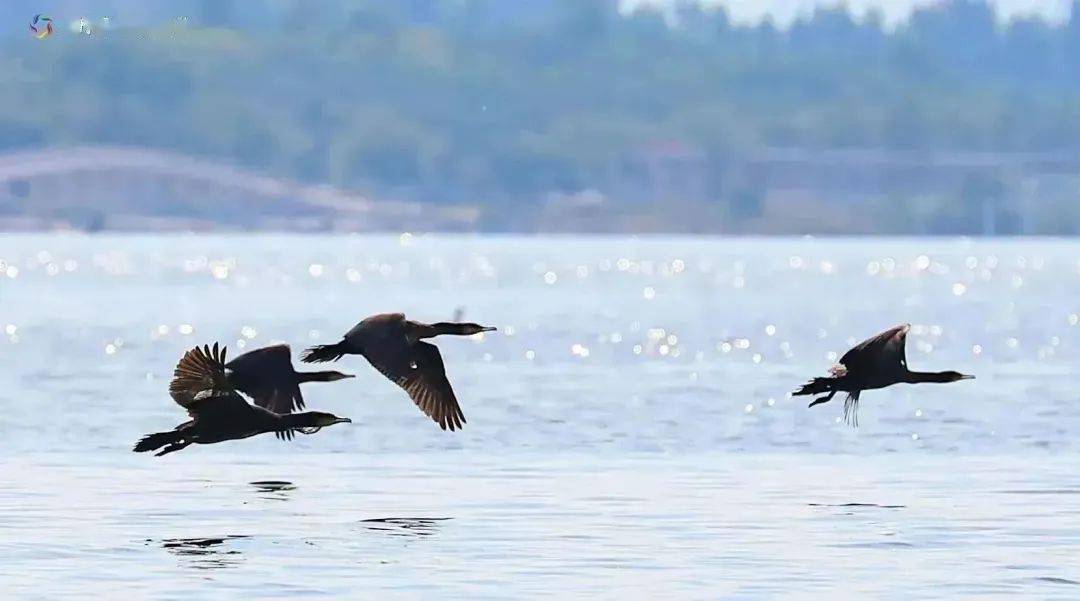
[
  {"x1": 295, "y1": 412, "x2": 352, "y2": 434},
  {"x1": 312, "y1": 411, "x2": 352, "y2": 427}
]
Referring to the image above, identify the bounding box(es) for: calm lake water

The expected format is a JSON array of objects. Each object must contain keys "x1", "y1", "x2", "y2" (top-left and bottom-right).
[{"x1": 1, "y1": 234, "x2": 1079, "y2": 598}]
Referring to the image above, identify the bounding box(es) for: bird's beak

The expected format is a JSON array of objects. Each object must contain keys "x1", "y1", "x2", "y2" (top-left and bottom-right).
[
  {"x1": 335, "y1": 417, "x2": 352, "y2": 424},
  {"x1": 481, "y1": 326, "x2": 498, "y2": 332},
  {"x1": 343, "y1": 374, "x2": 356, "y2": 379},
  {"x1": 961, "y1": 374, "x2": 975, "y2": 380}
]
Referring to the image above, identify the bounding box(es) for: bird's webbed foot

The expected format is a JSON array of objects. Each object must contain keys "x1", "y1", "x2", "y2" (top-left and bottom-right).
[
  {"x1": 808, "y1": 391, "x2": 836, "y2": 408},
  {"x1": 154, "y1": 442, "x2": 189, "y2": 456}
]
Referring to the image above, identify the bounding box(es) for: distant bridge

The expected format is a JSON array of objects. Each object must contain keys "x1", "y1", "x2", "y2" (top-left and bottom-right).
[{"x1": 0, "y1": 146, "x2": 479, "y2": 231}]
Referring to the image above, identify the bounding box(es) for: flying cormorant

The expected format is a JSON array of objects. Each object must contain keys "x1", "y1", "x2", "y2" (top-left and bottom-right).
[
  {"x1": 302, "y1": 313, "x2": 495, "y2": 431},
  {"x1": 793, "y1": 324, "x2": 973, "y2": 425},
  {"x1": 134, "y1": 344, "x2": 351, "y2": 456},
  {"x1": 224, "y1": 344, "x2": 353, "y2": 414}
]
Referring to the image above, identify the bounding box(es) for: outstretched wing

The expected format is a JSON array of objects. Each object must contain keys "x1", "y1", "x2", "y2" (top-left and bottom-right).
[
  {"x1": 169, "y1": 343, "x2": 248, "y2": 417},
  {"x1": 225, "y1": 344, "x2": 304, "y2": 414},
  {"x1": 362, "y1": 341, "x2": 466, "y2": 431},
  {"x1": 839, "y1": 323, "x2": 909, "y2": 377}
]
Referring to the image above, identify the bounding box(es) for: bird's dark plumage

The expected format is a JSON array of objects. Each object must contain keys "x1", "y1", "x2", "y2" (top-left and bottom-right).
[
  {"x1": 134, "y1": 343, "x2": 351, "y2": 456},
  {"x1": 793, "y1": 324, "x2": 973, "y2": 426},
  {"x1": 224, "y1": 344, "x2": 352, "y2": 414},
  {"x1": 837, "y1": 323, "x2": 911, "y2": 383},
  {"x1": 366, "y1": 340, "x2": 465, "y2": 431},
  {"x1": 302, "y1": 312, "x2": 495, "y2": 431}
]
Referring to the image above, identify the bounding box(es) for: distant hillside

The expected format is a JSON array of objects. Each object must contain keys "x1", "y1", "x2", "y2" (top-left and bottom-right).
[{"x1": 2, "y1": 0, "x2": 1079, "y2": 234}]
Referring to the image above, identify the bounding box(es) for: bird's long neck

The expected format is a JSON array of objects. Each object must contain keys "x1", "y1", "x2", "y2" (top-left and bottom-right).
[
  {"x1": 296, "y1": 371, "x2": 341, "y2": 383},
  {"x1": 277, "y1": 413, "x2": 322, "y2": 428},
  {"x1": 903, "y1": 370, "x2": 955, "y2": 384},
  {"x1": 417, "y1": 322, "x2": 471, "y2": 338}
]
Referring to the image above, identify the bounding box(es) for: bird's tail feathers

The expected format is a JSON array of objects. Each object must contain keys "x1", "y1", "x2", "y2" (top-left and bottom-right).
[
  {"x1": 792, "y1": 376, "x2": 837, "y2": 397},
  {"x1": 301, "y1": 342, "x2": 347, "y2": 363},
  {"x1": 133, "y1": 430, "x2": 181, "y2": 453}
]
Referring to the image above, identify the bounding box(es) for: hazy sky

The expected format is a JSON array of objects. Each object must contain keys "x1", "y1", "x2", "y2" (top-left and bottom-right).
[{"x1": 623, "y1": 0, "x2": 1073, "y2": 28}]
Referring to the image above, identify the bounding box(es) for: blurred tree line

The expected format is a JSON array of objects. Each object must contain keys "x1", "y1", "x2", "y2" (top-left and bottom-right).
[{"x1": 2, "y1": 0, "x2": 1080, "y2": 230}]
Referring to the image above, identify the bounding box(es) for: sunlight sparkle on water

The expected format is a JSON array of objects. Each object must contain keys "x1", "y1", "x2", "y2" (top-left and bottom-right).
[{"x1": 211, "y1": 263, "x2": 230, "y2": 280}]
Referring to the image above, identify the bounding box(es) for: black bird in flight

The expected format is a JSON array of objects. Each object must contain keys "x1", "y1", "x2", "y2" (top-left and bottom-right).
[
  {"x1": 302, "y1": 313, "x2": 496, "y2": 431},
  {"x1": 224, "y1": 344, "x2": 353, "y2": 415},
  {"x1": 133, "y1": 344, "x2": 351, "y2": 456},
  {"x1": 793, "y1": 324, "x2": 973, "y2": 426}
]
